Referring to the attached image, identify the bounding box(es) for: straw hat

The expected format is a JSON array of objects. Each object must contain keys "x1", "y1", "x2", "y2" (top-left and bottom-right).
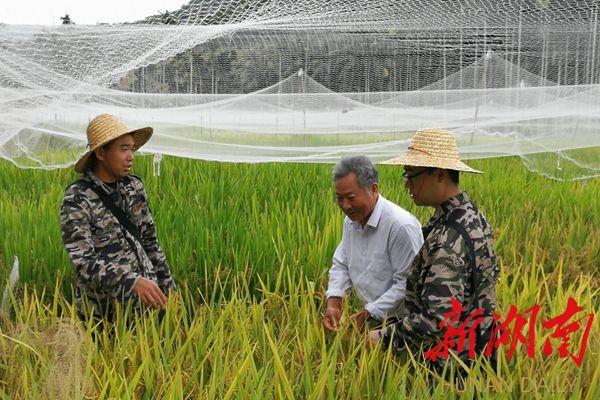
[
  {"x1": 382, "y1": 128, "x2": 482, "y2": 173},
  {"x1": 74, "y1": 114, "x2": 153, "y2": 173}
]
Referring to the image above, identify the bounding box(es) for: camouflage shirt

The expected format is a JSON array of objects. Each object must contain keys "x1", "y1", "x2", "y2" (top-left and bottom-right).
[
  {"x1": 60, "y1": 170, "x2": 175, "y2": 320},
  {"x1": 381, "y1": 192, "x2": 498, "y2": 365}
]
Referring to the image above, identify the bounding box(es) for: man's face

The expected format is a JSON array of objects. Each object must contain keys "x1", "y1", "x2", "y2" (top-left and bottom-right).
[
  {"x1": 403, "y1": 166, "x2": 438, "y2": 206},
  {"x1": 96, "y1": 134, "x2": 135, "y2": 179},
  {"x1": 334, "y1": 172, "x2": 378, "y2": 224}
]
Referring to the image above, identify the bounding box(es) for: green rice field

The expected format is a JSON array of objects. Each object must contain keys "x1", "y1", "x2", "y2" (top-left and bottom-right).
[{"x1": 0, "y1": 154, "x2": 598, "y2": 399}]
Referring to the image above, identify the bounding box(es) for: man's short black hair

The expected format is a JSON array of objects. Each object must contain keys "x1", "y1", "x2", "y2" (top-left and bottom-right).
[
  {"x1": 423, "y1": 167, "x2": 459, "y2": 184},
  {"x1": 448, "y1": 169, "x2": 460, "y2": 184}
]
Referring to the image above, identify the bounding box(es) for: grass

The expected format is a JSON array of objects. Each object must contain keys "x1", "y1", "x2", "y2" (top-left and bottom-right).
[{"x1": 0, "y1": 153, "x2": 598, "y2": 398}]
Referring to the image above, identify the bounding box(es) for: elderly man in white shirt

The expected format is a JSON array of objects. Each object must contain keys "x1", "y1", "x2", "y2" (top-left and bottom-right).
[{"x1": 323, "y1": 156, "x2": 424, "y2": 332}]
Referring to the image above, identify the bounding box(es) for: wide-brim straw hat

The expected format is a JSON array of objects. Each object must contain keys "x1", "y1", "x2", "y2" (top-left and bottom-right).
[
  {"x1": 74, "y1": 114, "x2": 153, "y2": 173},
  {"x1": 382, "y1": 128, "x2": 482, "y2": 174}
]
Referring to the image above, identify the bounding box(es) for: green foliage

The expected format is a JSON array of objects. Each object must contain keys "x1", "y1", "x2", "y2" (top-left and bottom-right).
[
  {"x1": 0, "y1": 155, "x2": 598, "y2": 398},
  {"x1": 1, "y1": 154, "x2": 597, "y2": 290}
]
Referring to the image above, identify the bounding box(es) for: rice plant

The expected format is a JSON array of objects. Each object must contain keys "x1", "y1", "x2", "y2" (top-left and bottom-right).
[{"x1": 0, "y1": 153, "x2": 598, "y2": 398}]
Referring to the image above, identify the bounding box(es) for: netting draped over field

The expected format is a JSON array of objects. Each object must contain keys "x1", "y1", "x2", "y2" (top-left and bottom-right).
[{"x1": 1, "y1": 0, "x2": 599, "y2": 179}]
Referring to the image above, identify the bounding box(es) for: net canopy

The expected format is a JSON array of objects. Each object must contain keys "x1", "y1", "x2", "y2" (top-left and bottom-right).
[{"x1": 1, "y1": 0, "x2": 599, "y2": 180}]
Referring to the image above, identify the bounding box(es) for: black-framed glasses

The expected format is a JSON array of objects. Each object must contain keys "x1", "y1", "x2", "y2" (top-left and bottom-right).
[{"x1": 402, "y1": 168, "x2": 429, "y2": 184}]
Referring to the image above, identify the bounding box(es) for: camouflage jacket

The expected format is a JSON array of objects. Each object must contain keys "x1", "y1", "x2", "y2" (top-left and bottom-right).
[
  {"x1": 381, "y1": 192, "x2": 498, "y2": 365},
  {"x1": 60, "y1": 170, "x2": 175, "y2": 320}
]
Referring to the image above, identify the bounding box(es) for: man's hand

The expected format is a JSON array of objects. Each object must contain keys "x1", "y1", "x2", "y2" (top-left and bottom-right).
[
  {"x1": 322, "y1": 297, "x2": 343, "y2": 332},
  {"x1": 350, "y1": 309, "x2": 370, "y2": 332},
  {"x1": 134, "y1": 277, "x2": 167, "y2": 309},
  {"x1": 366, "y1": 329, "x2": 382, "y2": 349}
]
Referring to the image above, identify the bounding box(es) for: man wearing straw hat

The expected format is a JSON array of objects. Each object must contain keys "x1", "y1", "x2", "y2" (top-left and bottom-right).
[
  {"x1": 60, "y1": 114, "x2": 176, "y2": 323},
  {"x1": 366, "y1": 128, "x2": 499, "y2": 370},
  {"x1": 323, "y1": 156, "x2": 423, "y2": 332}
]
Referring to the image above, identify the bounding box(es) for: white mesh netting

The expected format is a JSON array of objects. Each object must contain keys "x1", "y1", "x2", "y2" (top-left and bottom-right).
[{"x1": 1, "y1": 0, "x2": 599, "y2": 179}]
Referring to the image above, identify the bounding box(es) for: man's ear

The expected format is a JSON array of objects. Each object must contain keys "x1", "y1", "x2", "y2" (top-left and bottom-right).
[
  {"x1": 370, "y1": 182, "x2": 379, "y2": 195},
  {"x1": 95, "y1": 148, "x2": 105, "y2": 162}
]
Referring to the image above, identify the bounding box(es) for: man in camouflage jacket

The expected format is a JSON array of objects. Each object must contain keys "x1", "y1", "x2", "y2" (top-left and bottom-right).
[
  {"x1": 367, "y1": 129, "x2": 499, "y2": 370},
  {"x1": 61, "y1": 114, "x2": 175, "y2": 321}
]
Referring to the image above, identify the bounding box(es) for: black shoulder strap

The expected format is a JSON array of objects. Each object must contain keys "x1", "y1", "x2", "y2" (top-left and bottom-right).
[
  {"x1": 441, "y1": 217, "x2": 480, "y2": 313},
  {"x1": 441, "y1": 207, "x2": 486, "y2": 312},
  {"x1": 128, "y1": 173, "x2": 143, "y2": 183},
  {"x1": 441, "y1": 216, "x2": 485, "y2": 352},
  {"x1": 443, "y1": 209, "x2": 499, "y2": 358},
  {"x1": 83, "y1": 181, "x2": 142, "y2": 243},
  {"x1": 424, "y1": 211, "x2": 479, "y2": 309},
  {"x1": 442, "y1": 219, "x2": 477, "y2": 288}
]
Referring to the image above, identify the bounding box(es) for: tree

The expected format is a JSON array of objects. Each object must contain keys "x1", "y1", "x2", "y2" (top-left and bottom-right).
[{"x1": 60, "y1": 14, "x2": 74, "y2": 25}]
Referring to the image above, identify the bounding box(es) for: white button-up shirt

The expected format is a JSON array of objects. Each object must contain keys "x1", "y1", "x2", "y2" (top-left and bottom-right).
[{"x1": 326, "y1": 195, "x2": 424, "y2": 320}]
